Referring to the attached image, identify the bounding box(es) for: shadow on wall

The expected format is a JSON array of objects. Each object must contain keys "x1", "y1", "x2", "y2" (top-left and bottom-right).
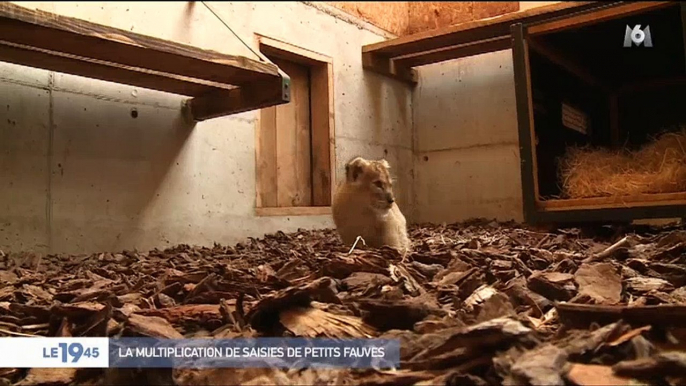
[
  {"x1": 354, "y1": 70, "x2": 414, "y2": 220},
  {"x1": 363, "y1": 71, "x2": 411, "y2": 143},
  {"x1": 49, "y1": 86, "x2": 195, "y2": 253}
]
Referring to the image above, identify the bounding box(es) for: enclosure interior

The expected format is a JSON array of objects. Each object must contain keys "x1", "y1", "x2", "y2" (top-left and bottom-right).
[{"x1": 528, "y1": 3, "x2": 686, "y2": 203}]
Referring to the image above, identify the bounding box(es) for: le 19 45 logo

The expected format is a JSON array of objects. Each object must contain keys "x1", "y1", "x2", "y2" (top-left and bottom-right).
[
  {"x1": 43, "y1": 342, "x2": 100, "y2": 363},
  {"x1": 624, "y1": 24, "x2": 652, "y2": 47}
]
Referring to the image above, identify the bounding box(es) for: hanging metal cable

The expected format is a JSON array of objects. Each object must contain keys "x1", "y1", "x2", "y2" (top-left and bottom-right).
[{"x1": 200, "y1": 1, "x2": 263, "y2": 61}]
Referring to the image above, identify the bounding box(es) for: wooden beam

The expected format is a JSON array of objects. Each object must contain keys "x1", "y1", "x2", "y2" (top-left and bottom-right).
[
  {"x1": 512, "y1": 23, "x2": 542, "y2": 222},
  {"x1": 255, "y1": 207, "x2": 332, "y2": 217},
  {"x1": 188, "y1": 74, "x2": 291, "y2": 121},
  {"x1": 527, "y1": 1, "x2": 674, "y2": 36},
  {"x1": 257, "y1": 35, "x2": 333, "y2": 66},
  {"x1": 538, "y1": 192, "x2": 686, "y2": 212},
  {"x1": 362, "y1": 2, "x2": 601, "y2": 58},
  {"x1": 393, "y1": 36, "x2": 511, "y2": 69},
  {"x1": 0, "y1": 2, "x2": 279, "y2": 86},
  {"x1": 361, "y1": 52, "x2": 418, "y2": 85},
  {"x1": 0, "y1": 39, "x2": 227, "y2": 96},
  {"x1": 527, "y1": 38, "x2": 611, "y2": 92}
]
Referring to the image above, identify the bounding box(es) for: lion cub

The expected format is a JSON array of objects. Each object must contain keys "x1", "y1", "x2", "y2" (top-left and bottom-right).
[{"x1": 332, "y1": 157, "x2": 411, "y2": 253}]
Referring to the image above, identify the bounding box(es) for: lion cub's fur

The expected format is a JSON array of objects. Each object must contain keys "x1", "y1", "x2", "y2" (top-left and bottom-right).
[{"x1": 332, "y1": 157, "x2": 410, "y2": 253}]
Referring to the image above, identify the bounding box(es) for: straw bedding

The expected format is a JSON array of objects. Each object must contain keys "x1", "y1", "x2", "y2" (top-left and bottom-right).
[{"x1": 559, "y1": 129, "x2": 686, "y2": 198}]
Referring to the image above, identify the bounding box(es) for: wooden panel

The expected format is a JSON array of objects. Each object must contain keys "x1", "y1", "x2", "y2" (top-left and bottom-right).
[
  {"x1": 257, "y1": 105, "x2": 278, "y2": 207},
  {"x1": 406, "y1": 2, "x2": 474, "y2": 36},
  {"x1": 527, "y1": 2, "x2": 674, "y2": 36},
  {"x1": 472, "y1": 2, "x2": 520, "y2": 20},
  {"x1": 0, "y1": 2, "x2": 278, "y2": 86},
  {"x1": 520, "y1": 2, "x2": 561, "y2": 12},
  {"x1": 538, "y1": 192, "x2": 686, "y2": 212},
  {"x1": 405, "y1": 2, "x2": 520, "y2": 36},
  {"x1": 273, "y1": 57, "x2": 312, "y2": 207},
  {"x1": 326, "y1": 2, "x2": 410, "y2": 36},
  {"x1": 310, "y1": 63, "x2": 334, "y2": 206}
]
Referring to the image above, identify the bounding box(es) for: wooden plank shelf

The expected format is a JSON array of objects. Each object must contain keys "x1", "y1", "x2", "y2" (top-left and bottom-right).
[
  {"x1": 0, "y1": 2, "x2": 290, "y2": 121},
  {"x1": 538, "y1": 192, "x2": 686, "y2": 212},
  {"x1": 361, "y1": 1, "x2": 608, "y2": 84}
]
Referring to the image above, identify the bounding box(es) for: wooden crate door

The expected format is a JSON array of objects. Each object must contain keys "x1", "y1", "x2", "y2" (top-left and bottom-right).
[{"x1": 260, "y1": 57, "x2": 313, "y2": 207}]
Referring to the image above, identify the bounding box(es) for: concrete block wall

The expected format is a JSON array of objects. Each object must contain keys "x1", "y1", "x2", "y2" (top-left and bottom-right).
[
  {"x1": 0, "y1": 1, "x2": 413, "y2": 254},
  {"x1": 410, "y1": 1, "x2": 562, "y2": 224},
  {"x1": 412, "y1": 51, "x2": 524, "y2": 224}
]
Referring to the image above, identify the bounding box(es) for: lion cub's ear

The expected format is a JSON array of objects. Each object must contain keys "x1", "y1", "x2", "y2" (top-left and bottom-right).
[
  {"x1": 379, "y1": 159, "x2": 390, "y2": 170},
  {"x1": 345, "y1": 157, "x2": 368, "y2": 182}
]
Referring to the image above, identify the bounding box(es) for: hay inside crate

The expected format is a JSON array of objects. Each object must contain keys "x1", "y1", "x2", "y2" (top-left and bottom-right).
[{"x1": 559, "y1": 129, "x2": 686, "y2": 199}]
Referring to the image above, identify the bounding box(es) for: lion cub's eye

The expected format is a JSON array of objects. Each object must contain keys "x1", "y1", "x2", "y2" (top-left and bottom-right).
[{"x1": 373, "y1": 180, "x2": 384, "y2": 189}]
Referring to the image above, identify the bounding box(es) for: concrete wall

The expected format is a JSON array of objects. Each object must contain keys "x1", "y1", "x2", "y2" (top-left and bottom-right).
[
  {"x1": 0, "y1": 1, "x2": 413, "y2": 254},
  {"x1": 413, "y1": 50, "x2": 524, "y2": 224}
]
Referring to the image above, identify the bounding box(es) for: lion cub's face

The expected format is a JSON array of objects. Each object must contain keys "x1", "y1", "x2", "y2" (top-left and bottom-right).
[{"x1": 345, "y1": 157, "x2": 396, "y2": 211}]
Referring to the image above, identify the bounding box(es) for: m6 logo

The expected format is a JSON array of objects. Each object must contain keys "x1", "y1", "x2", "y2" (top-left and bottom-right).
[{"x1": 623, "y1": 24, "x2": 653, "y2": 47}]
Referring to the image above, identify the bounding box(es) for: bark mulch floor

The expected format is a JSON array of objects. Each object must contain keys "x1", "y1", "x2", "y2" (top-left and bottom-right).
[{"x1": 3, "y1": 220, "x2": 686, "y2": 385}]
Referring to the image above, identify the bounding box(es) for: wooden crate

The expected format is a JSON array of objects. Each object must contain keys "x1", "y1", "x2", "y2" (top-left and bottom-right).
[{"x1": 512, "y1": 1, "x2": 686, "y2": 224}]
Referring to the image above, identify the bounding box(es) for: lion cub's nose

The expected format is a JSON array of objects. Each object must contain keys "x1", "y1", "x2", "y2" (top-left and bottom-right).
[{"x1": 386, "y1": 194, "x2": 394, "y2": 204}]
